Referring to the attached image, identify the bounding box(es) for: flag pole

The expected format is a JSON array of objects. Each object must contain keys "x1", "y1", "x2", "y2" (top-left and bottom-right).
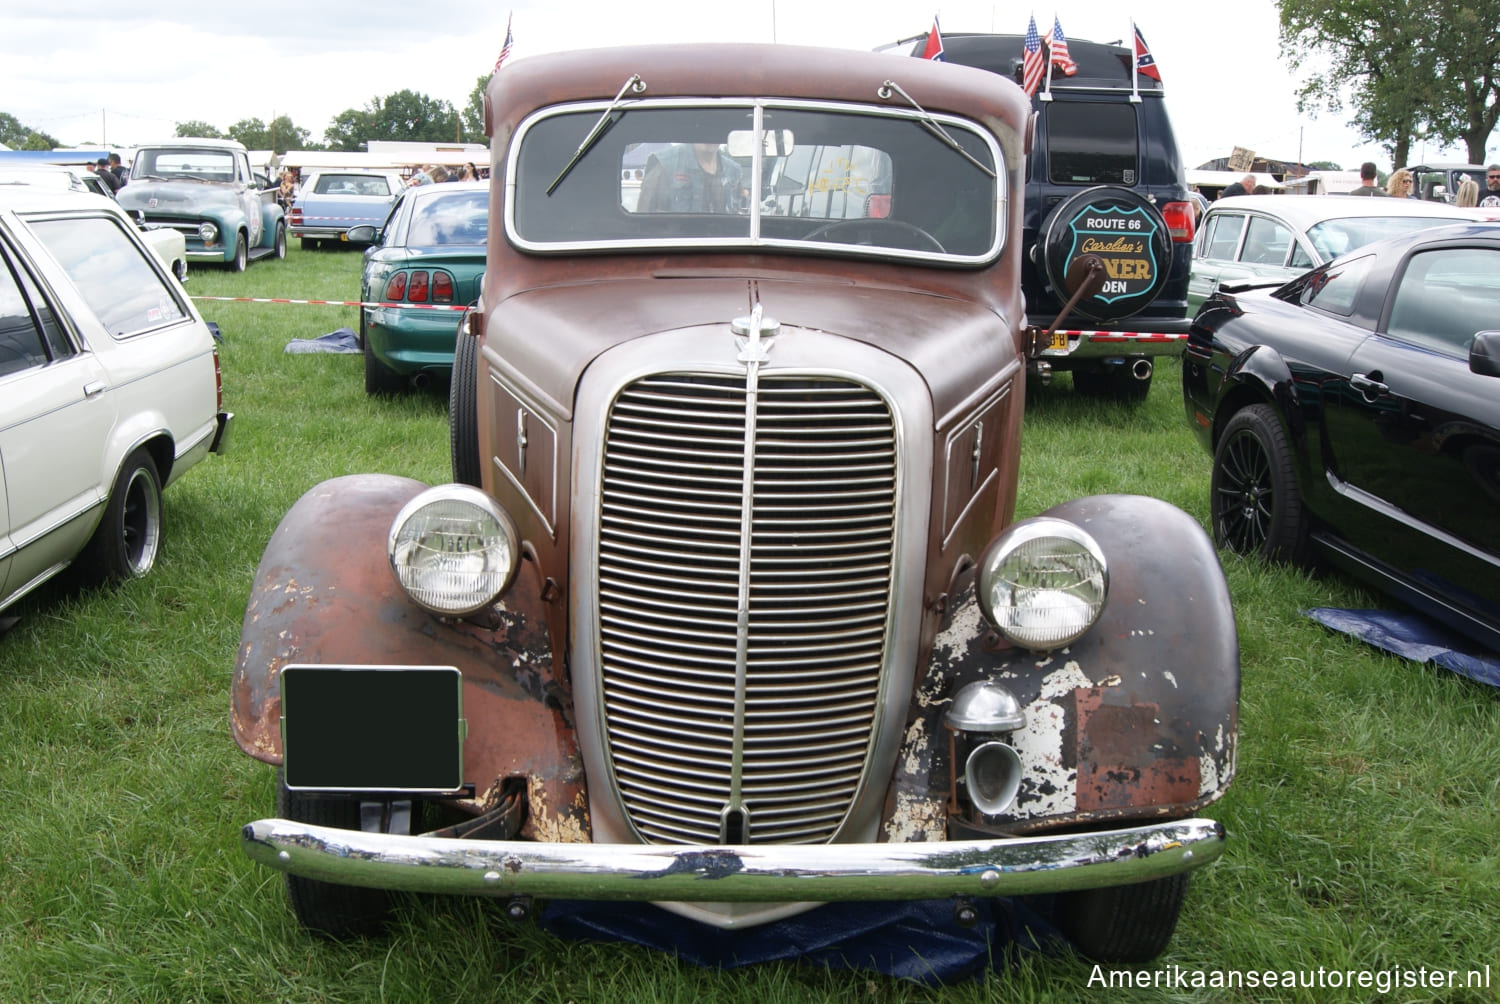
[
  {"x1": 1130, "y1": 18, "x2": 1141, "y2": 103},
  {"x1": 1041, "y1": 37, "x2": 1053, "y2": 102}
]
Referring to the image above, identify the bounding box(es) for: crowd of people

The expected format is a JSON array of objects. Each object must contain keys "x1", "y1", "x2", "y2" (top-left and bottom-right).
[{"x1": 403, "y1": 162, "x2": 483, "y2": 187}]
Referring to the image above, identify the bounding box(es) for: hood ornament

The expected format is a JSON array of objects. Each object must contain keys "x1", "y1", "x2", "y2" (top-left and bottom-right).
[{"x1": 732, "y1": 304, "x2": 779, "y2": 365}]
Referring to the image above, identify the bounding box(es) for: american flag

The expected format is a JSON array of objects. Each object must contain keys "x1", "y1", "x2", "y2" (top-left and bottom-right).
[
  {"x1": 492, "y1": 14, "x2": 514, "y2": 74},
  {"x1": 1134, "y1": 22, "x2": 1161, "y2": 81},
  {"x1": 1022, "y1": 15, "x2": 1044, "y2": 96},
  {"x1": 1049, "y1": 15, "x2": 1077, "y2": 76}
]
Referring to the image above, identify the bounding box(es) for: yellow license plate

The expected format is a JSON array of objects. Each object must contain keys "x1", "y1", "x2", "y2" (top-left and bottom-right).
[{"x1": 1048, "y1": 331, "x2": 1069, "y2": 351}]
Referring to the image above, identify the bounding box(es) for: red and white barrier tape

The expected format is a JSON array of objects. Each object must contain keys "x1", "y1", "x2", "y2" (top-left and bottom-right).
[
  {"x1": 1050, "y1": 331, "x2": 1188, "y2": 342},
  {"x1": 189, "y1": 295, "x2": 469, "y2": 312}
]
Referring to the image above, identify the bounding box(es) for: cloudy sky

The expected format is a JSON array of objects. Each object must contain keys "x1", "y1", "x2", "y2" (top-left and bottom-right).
[{"x1": 1, "y1": 1, "x2": 1480, "y2": 170}]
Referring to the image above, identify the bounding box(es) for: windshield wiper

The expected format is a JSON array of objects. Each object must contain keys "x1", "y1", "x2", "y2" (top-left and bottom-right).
[
  {"x1": 547, "y1": 73, "x2": 647, "y2": 196},
  {"x1": 877, "y1": 79, "x2": 996, "y2": 180}
]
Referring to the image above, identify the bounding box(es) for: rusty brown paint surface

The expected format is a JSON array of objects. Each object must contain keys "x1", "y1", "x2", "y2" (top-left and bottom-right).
[
  {"x1": 888, "y1": 494, "x2": 1239, "y2": 839},
  {"x1": 231, "y1": 474, "x2": 587, "y2": 830}
]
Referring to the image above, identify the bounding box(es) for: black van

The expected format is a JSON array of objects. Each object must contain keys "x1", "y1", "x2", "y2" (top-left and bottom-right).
[{"x1": 903, "y1": 32, "x2": 1197, "y2": 399}]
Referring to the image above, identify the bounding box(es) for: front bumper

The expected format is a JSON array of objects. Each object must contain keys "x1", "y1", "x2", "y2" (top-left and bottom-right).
[{"x1": 242, "y1": 816, "x2": 1224, "y2": 902}]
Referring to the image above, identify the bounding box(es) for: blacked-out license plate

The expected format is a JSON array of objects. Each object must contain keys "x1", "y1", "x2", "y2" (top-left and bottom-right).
[{"x1": 280, "y1": 664, "x2": 465, "y2": 794}]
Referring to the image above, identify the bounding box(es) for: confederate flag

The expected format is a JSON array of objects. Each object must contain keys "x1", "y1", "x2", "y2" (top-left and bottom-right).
[
  {"x1": 919, "y1": 17, "x2": 944, "y2": 60},
  {"x1": 1134, "y1": 22, "x2": 1161, "y2": 81}
]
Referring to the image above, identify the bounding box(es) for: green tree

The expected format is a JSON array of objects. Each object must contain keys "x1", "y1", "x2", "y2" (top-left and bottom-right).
[
  {"x1": 323, "y1": 90, "x2": 463, "y2": 151},
  {"x1": 462, "y1": 75, "x2": 489, "y2": 145},
  {"x1": 227, "y1": 115, "x2": 313, "y2": 154},
  {"x1": 175, "y1": 120, "x2": 227, "y2": 139},
  {"x1": 1279, "y1": 0, "x2": 1500, "y2": 166},
  {"x1": 0, "y1": 111, "x2": 60, "y2": 149}
]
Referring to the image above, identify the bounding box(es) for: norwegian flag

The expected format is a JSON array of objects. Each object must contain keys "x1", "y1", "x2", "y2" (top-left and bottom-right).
[
  {"x1": 1134, "y1": 22, "x2": 1161, "y2": 81},
  {"x1": 918, "y1": 17, "x2": 944, "y2": 60},
  {"x1": 1022, "y1": 15, "x2": 1044, "y2": 96},
  {"x1": 1048, "y1": 15, "x2": 1077, "y2": 76},
  {"x1": 492, "y1": 14, "x2": 514, "y2": 74}
]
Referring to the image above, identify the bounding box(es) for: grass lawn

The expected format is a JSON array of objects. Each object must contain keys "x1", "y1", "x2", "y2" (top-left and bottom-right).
[{"x1": 0, "y1": 243, "x2": 1495, "y2": 1003}]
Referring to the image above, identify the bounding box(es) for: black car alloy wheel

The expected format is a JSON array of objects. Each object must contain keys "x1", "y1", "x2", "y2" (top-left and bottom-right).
[{"x1": 1210, "y1": 404, "x2": 1307, "y2": 563}]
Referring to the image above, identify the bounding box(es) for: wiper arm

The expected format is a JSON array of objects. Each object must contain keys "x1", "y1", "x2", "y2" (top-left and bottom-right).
[
  {"x1": 877, "y1": 79, "x2": 996, "y2": 179},
  {"x1": 547, "y1": 73, "x2": 647, "y2": 196}
]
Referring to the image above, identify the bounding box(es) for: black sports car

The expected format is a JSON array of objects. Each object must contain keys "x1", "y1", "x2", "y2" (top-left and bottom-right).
[{"x1": 1183, "y1": 222, "x2": 1500, "y2": 651}]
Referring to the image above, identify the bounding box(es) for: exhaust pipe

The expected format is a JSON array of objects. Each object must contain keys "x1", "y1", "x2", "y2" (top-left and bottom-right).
[
  {"x1": 412, "y1": 372, "x2": 431, "y2": 389},
  {"x1": 1131, "y1": 358, "x2": 1154, "y2": 381}
]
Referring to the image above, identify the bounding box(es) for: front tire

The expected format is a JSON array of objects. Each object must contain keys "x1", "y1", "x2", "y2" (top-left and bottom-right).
[
  {"x1": 449, "y1": 327, "x2": 482, "y2": 486},
  {"x1": 230, "y1": 232, "x2": 248, "y2": 272},
  {"x1": 273, "y1": 221, "x2": 287, "y2": 260},
  {"x1": 1211, "y1": 403, "x2": 1307, "y2": 562},
  {"x1": 82, "y1": 448, "x2": 163, "y2": 586},
  {"x1": 1056, "y1": 873, "x2": 1190, "y2": 964},
  {"x1": 275, "y1": 771, "x2": 395, "y2": 939}
]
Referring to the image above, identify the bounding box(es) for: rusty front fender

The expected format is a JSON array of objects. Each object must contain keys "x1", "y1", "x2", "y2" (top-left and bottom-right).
[
  {"x1": 888, "y1": 494, "x2": 1239, "y2": 841},
  {"x1": 231, "y1": 475, "x2": 586, "y2": 836}
]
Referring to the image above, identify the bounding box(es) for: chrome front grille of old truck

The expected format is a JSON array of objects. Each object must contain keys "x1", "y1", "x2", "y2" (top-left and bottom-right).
[{"x1": 596, "y1": 372, "x2": 898, "y2": 844}]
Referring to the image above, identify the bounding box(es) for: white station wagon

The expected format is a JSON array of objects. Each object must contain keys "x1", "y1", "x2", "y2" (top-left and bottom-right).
[{"x1": 0, "y1": 187, "x2": 230, "y2": 617}]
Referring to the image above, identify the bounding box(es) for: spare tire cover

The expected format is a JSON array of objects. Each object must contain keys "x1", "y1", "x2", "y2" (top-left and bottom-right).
[{"x1": 1040, "y1": 186, "x2": 1171, "y2": 322}]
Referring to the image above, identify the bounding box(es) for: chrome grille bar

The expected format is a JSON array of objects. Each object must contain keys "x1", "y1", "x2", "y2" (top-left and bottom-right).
[{"x1": 598, "y1": 361, "x2": 897, "y2": 845}]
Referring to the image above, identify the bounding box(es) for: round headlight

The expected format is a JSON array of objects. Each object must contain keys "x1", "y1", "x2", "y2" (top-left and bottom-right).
[
  {"x1": 976, "y1": 518, "x2": 1107, "y2": 651},
  {"x1": 387, "y1": 486, "x2": 519, "y2": 616},
  {"x1": 197, "y1": 221, "x2": 218, "y2": 243}
]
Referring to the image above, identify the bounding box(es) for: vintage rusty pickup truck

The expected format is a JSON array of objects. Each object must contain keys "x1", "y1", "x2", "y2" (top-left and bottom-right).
[{"x1": 232, "y1": 42, "x2": 1239, "y2": 965}]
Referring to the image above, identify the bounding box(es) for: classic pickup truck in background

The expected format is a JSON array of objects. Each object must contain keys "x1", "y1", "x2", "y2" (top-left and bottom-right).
[{"x1": 117, "y1": 138, "x2": 285, "y2": 271}]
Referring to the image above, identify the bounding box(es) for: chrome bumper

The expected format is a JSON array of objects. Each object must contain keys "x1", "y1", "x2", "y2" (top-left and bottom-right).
[{"x1": 242, "y1": 817, "x2": 1224, "y2": 902}]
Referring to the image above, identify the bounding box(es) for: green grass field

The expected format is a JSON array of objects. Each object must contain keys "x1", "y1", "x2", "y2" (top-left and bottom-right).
[{"x1": 0, "y1": 244, "x2": 1495, "y2": 1003}]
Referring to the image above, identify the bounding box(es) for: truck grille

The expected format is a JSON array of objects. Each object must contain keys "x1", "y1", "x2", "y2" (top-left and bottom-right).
[{"x1": 597, "y1": 373, "x2": 897, "y2": 844}]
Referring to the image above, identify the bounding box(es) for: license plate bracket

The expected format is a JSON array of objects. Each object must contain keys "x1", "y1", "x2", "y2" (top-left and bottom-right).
[{"x1": 280, "y1": 664, "x2": 465, "y2": 794}]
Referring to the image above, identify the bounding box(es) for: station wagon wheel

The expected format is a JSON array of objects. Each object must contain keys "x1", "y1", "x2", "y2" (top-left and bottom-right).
[
  {"x1": 1211, "y1": 403, "x2": 1307, "y2": 562},
  {"x1": 81, "y1": 448, "x2": 163, "y2": 586},
  {"x1": 230, "y1": 232, "x2": 248, "y2": 272},
  {"x1": 449, "y1": 321, "x2": 482, "y2": 486},
  {"x1": 804, "y1": 219, "x2": 945, "y2": 254},
  {"x1": 275, "y1": 770, "x2": 398, "y2": 939},
  {"x1": 1056, "y1": 872, "x2": 1189, "y2": 963}
]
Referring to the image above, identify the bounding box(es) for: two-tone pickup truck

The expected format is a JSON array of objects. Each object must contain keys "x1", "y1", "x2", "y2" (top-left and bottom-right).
[{"x1": 117, "y1": 139, "x2": 285, "y2": 271}]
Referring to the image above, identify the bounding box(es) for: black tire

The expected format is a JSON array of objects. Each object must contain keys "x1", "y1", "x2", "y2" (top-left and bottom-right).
[
  {"x1": 364, "y1": 339, "x2": 406, "y2": 396},
  {"x1": 449, "y1": 328, "x2": 482, "y2": 486},
  {"x1": 172, "y1": 259, "x2": 187, "y2": 283},
  {"x1": 1211, "y1": 403, "x2": 1307, "y2": 562},
  {"x1": 81, "y1": 448, "x2": 163, "y2": 586},
  {"x1": 1071, "y1": 364, "x2": 1152, "y2": 401},
  {"x1": 1056, "y1": 873, "x2": 1190, "y2": 964},
  {"x1": 272, "y1": 221, "x2": 287, "y2": 260},
  {"x1": 275, "y1": 771, "x2": 395, "y2": 939},
  {"x1": 230, "y1": 232, "x2": 248, "y2": 272}
]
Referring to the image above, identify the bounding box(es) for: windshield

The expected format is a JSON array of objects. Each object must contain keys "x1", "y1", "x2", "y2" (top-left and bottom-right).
[
  {"x1": 132, "y1": 148, "x2": 239, "y2": 182},
  {"x1": 510, "y1": 100, "x2": 1004, "y2": 263},
  {"x1": 407, "y1": 190, "x2": 489, "y2": 246},
  {"x1": 1306, "y1": 216, "x2": 1465, "y2": 262}
]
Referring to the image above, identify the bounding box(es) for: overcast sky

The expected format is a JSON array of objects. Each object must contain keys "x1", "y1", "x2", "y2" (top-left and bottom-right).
[{"x1": 1, "y1": 1, "x2": 1482, "y2": 170}]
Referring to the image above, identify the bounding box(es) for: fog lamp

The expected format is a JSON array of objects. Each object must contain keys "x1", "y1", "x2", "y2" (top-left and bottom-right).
[
  {"x1": 976, "y1": 517, "x2": 1107, "y2": 651},
  {"x1": 388, "y1": 485, "x2": 519, "y2": 616}
]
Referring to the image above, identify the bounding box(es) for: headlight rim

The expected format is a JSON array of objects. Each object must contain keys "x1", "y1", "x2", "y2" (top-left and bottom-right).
[
  {"x1": 975, "y1": 516, "x2": 1108, "y2": 652},
  {"x1": 386, "y1": 484, "x2": 520, "y2": 617}
]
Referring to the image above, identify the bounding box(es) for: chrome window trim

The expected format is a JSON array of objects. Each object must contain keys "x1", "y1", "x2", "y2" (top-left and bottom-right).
[{"x1": 505, "y1": 96, "x2": 1007, "y2": 265}]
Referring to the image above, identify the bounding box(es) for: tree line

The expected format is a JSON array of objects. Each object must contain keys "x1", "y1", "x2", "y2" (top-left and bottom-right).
[
  {"x1": 1, "y1": 76, "x2": 490, "y2": 155},
  {"x1": 1280, "y1": 0, "x2": 1500, "y2": 167}
]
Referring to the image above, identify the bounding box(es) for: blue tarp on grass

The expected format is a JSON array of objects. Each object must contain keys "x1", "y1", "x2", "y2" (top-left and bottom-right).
[{"x1": 1304, "y1": 608, "x2": 1500, "y2": 688}]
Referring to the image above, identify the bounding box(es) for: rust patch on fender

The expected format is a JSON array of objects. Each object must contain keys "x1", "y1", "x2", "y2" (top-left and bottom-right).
[{"x1": 1073, "y1": 687, "x2": 1201, "y2": 811}]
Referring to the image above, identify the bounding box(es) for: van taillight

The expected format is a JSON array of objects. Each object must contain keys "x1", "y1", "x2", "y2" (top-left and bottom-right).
[
  {"x1": 385, "y1": 272, "x2": 407, "y2": 300},
  {"x1": 408, "y1": 271, "x2": 430, "y2": 303},
  {"x1": 431, "y1": 271, "x2": 455, "y2": 303},
  {"x1": 1162, "y1": 202, "x2": 1195, "y2": 243}
]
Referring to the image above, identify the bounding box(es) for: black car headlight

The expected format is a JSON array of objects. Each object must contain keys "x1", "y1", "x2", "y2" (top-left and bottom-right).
[
  {"x1": 976, "y1": 517, "x2": 1107, "y2": 651},
  {"x1": 387, "y1": 486, "x2": 519, "y2": 616}
]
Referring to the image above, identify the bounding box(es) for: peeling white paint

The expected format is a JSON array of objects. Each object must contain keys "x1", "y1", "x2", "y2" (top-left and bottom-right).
[
  {"x1": 883, "y1": 789, "x2": 947, "y2": 843},
  {"x1": 1163, "y1": 671, "x2": 1177, "y2": 689},
  {"x1": 899, "y1": 718, "x2": 930, "y2": 776}
]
